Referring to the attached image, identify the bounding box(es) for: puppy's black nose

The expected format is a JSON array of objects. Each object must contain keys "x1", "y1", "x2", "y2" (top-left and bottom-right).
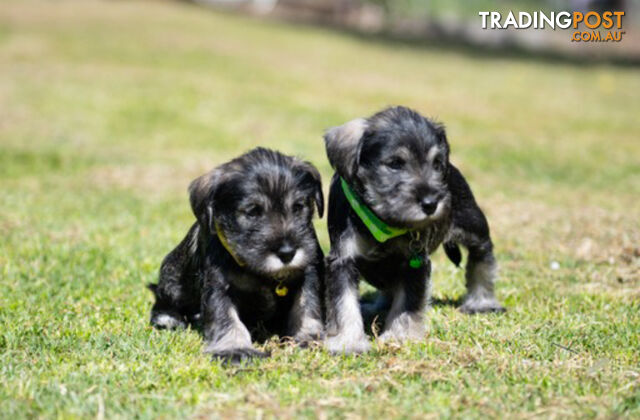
[
  {"x1": 276, "y1": 244, "x2": 296, "y2": 264},
  {"x1": 420, "y1": 198, "x2": 438, "y2": 216}
]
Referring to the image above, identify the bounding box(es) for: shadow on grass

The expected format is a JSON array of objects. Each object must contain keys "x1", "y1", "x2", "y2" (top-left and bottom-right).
[
  {"x1": 179, "y1": 290, "x2": 464, "y2": 341},
  {"x1": 361, "y1": 291, "x2": 463, "y2": 336}
]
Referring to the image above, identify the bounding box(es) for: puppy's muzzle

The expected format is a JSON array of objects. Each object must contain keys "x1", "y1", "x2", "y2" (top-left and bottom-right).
[{"x1": 266, "y1": 240, "x2": 306, "y2": 273}]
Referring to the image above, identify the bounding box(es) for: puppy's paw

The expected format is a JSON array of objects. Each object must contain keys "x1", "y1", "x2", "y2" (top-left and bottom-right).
[
  {"x1": 293, "y1": 331, "x2": 325, "y2": 348},
  {"x1": 378, "y1": 330, "x2": 422, "y2": 343},
  {"x1": 379, "y1": 330, "x2": 401, "y2": 343},
  {"x1": 378, "y1": 311, "x2": 425, "y2": 343},
  {"x1": 150, "y1": 312, "x2": 187, "y2": 330},
  {"x1": 209, "y1": 348, "x2": 270, "y2": 365},
  {"x1": 292, "y1": 319, "x2": 325, "y2": 347},
  {"x1": 459, "y1": 296, "x2": 506, "y2": 314},
  {"x1": 325, "y1": 334, "x2": 371, "y2": 355},
  {"x1": 378, "y1": 325, "x2": 424, "y2": 343}
]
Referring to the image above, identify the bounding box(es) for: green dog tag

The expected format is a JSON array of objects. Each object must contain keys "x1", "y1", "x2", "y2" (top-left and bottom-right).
[{"x1": 409, "y1": 255, "x2": 423, "y2": 269}]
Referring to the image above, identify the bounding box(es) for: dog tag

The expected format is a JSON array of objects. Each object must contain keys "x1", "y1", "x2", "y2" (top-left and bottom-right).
[
  {"x1": 409, "y1": 255, "x2": 423, "y2": 269},
  {"x1": 275, "y1": 283, "x2": 288, "y2": 297}
]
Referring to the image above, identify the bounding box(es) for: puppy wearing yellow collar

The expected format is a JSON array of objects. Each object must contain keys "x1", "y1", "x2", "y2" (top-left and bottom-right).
[{"x1": 148, "y1": 148, "x2": 325, "y2": 364}]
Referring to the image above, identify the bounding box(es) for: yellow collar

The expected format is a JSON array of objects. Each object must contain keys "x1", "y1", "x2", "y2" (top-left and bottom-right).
[
  {"x1": 214, "y1": 221, "x2": 288, "y2": 296},
  {"x1": 214, "y1": 221, "x2": 245, "y2": 267}
]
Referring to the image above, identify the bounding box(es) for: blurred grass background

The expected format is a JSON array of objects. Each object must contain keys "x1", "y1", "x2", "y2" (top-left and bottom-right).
[{"x1": 0, "y1": 0, "x2": 639, "y2": 418}]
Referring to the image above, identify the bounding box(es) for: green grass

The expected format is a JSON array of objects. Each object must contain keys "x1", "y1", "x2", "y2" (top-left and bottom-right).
[{"x1": 1, "y1": 0, "x2": 639, "y2": 418}]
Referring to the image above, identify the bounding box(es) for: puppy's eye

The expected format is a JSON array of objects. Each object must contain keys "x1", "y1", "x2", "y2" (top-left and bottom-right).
[
  {"x1": 292, "y1": 202, "x2": 305, "y2": 214},
  {"x1": 433, "y1": 157, "x2": 445, "y2": 172},
  {"x1": 245, "y1": 205, "x2": 263, "y2": 218},
  {"x1": 386, "y1": 157, "x2": 406, "y2": 170}
]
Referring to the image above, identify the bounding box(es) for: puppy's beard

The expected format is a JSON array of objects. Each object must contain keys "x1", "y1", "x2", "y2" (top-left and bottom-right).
[
  {"x1": 262, "y1": 249, "x2": 307, "y2": 277},
  {"x1": 425, "y1": 200, "x2": 448, "y2": 222},
  {"x1": 399, "y1": 205, "x2": 430, "y2": 224}
]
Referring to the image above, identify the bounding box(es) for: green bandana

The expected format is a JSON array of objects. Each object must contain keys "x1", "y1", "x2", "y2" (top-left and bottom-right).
[
  {"x1": 340, "y1": 177, "x2": 409, "y2": 243},
  {"x1": 340, "y1": 177, "x2": 424, "y2": 268}
]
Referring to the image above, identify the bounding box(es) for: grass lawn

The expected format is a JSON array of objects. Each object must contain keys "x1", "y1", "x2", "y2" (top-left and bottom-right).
[{"x1": 1, "y1": 0, "x2": 639, "y2": 418}]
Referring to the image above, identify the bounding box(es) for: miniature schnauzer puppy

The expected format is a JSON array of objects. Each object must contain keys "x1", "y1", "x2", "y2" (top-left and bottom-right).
[
  {"x1": 148, "y1": 148, "x2": 325, "y2": 363},
  {"x1": 323, "y1": 106, "x2": 504, "y2": 354}
]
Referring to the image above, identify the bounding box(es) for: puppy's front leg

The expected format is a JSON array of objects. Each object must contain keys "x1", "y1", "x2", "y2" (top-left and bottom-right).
[
  {"x1": 201, "y1": 270, "x2": 268, "y2": 363},
  {"x1": 324, "y1": 255, "x2": 371, "y2": 354},
  {"x1": 379, "y1": 261, "x2": 430, "y2": 343},
  {"x1": 287, "y1": 262, "x2": 324, "y2": 345}
]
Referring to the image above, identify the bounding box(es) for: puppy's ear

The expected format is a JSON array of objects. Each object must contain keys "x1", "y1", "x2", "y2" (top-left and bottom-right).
[
  {"x1": 433, "y1": 122, "x2": 450, "y2": 157},
  {"x1": 188, "y1": 169, "x2": 223, "y2": 233},
  {"x1": 324, "y1": 118, "x2": 368, "y2": 179},
  {"x1": 433, "y1": 122, "x2": 451, "y2": 177},
  {"x1": 295, "y1": 160, "x2": 324, "y2": 218}
]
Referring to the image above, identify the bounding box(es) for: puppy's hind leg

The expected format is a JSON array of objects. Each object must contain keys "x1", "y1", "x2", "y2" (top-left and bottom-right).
[
  {"x1": 448, "y1": 226, "x2": 505, "y2": 314},
  {"x1": 446, "y1": 165, "x2": 505, "y2": 314},
  {"x1": 149, "y1": 284, "x2": 187, "y2": 330},
  {"x1": 461, "y1": 247, "x2": 505, "y2": 314},
  {"x1": 149, "y1": 225, "x2": 200, "y2": 330}
]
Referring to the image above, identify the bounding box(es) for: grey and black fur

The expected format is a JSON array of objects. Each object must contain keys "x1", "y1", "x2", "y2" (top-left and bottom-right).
[
  {"x1": 148, "y1": 148, "x2": 325, "y2": 363},
  {"x1": 323, "y1": 106, "x2": 504, "y2": 354}
]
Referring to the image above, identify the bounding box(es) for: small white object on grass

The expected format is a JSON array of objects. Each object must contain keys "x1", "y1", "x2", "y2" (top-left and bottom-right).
[{"x1": 550, "y1": 261, "x2": 560, "y2": 270}]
